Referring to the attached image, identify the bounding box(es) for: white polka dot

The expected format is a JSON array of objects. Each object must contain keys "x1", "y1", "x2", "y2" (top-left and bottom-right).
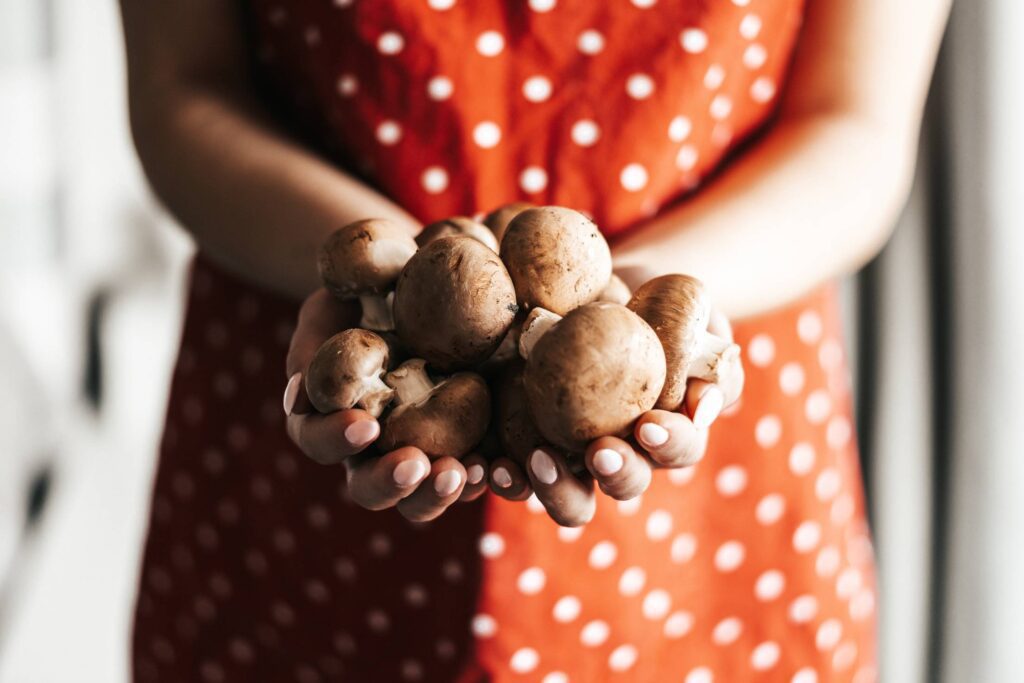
[
  {"x1": 848, "y1": 535, "x2": 874, "y2": 566},
  {"x1": 670, "y1": 533, "x2": 698, "y2": 563},
  {"x1": 558, "y1": 525, "x2": 584, "y2": 542},
  {"x1": 428, "y1": 0, "x2": 456, "y2": 8},
  {"x1": 750, "y1": 76, "x2": 777, "y2": 103},
  {"x1": 580, "y1": 620, "x2": 610, "y2": 647},
  {"x1": 779, "y1": 362, "x2": 806, "y2": 395},
  {"x1": 400, "y1": 660, "x2": 422, "y2": 681},
  {"x1": 710, "y1": 94, "x2": 733, "y2": 120},
  {"x1": 816, "y1": 619, "x2": 843, "y2": 651},
  {"x1": 404, "y1": 583, "x2": 428, "y2": 606},
  {"x1": 517, "y1": 567, "x2": 546, "y2": 595},
  {"x1": 571, "y1": 119, "x2": 600, "y2": 146},
  {"x1": 826, "y1": 416, "x2": 853, "y2": 449},
  {"x1": 642, "y1": 589, "x2": 672, "y2": 620},
  {"x1": 519, "y1": 166, "x2": 548, "y2": 194},
  {"x1": 836, "y1": 567, "x2": 862, "y2": 600},
  {"x1": 608, "y1": 644, "x2": 638, "y2": 671},
  {"x1": 805, "y1": 390, "x2": 832, "y2": 424},
  {"x1": 755, "y1": 570, "x2": 786, "y2": 601},
  {"x1": 816, "y1": 468, "x2": 841, "y2": 501},
  {"x1": 680, "y1": 28, "x2": 708, "y2": 53},
  {"x1": 476, "y1": 31, "x2": 505, "y2": 56},
  {"x1": 529, "y1": 0, "x2": 556, "y2": 10},
  {"x1": 553, "y1": 595, "x2": 581, "y2": 622},
  {"x1": 675, "y1": 145, "x2": 699, "y2": 172},
  {"x1": 427, "y1": 76, "x2": 453, "y2": 100},
  {"x1": 851, "y1": 587, "x2": 876, "y2": 620},
  {"x1": 755, "y1": 415, "x2": 782, "y2": 448},
  {"x1": 620, "y1": 164, "x2": 649, "y2": 192},
  {"x1": 471, "y1": 614, "x2": 497, "y2": 638},
  {"x1": 577, "y1": 29, "x2": 605, "y2": 54},
  {"x1": 645, "y1": 509, "x2": 673, "y2": 540},
  {"x1": 715, "y1": 465, "x2": 747, "y2": 496},
  {"x1": 619, "y1": 567, "x2": 647, "y2": 596},
  {"x1": 819, "y1": 338, "x2": 843, "y2": 369},
  {"x1": 711, "y1": 123, "x2": 733, "y2": 148},
  {"x1": 478, "y1": 532, "x2": 504, "y2": 558},
  {"x1": 523, "y1": 76, "x2": 553, "y2": 102},
  {"x1": 747, "y1": 334, "x2": 775, "y2": 366},
  {"x1": 510, "y1": 648, "x2": 539, "y2": 673},
  {"x1": 337, "y1": 74, "x2": 358, "y2": 97},
  {"x1": 832, "y1": 494, "x2": 855, "y2": 524},
  {"x1": 751, "y1": 641, "x2": 780, "y2": 670},
  {"x1": 542, "y1": 673, "x2": 568, "y2": 683},
  {"x1": 686, "y1": 666, "x2": 714, "y2": 683},
  {"x1": 743, "y1": 43, "x2": 767, "y2": 69},
  {"x1": 617, "y1": 496, "x2": 642, "y2": 515},
  {"x1": 792, "y1": 667, "x2": 819, "y2": 683},
  {"x1": 421, "y1": 166, "x2": 449, "y2": 194},
  {"x1": 626, "y1": 74, "x2": 655, "y2": 99},
  {"x1": 712, "y1": 617, "x2": 743, "y2": 645},
  {"x1": 472, "y1": 121, "x2": 502, "y2": 148},
  {"x1": 704, "y1": 64, "x2": 725, "y2": 89},
  {"x1": 589, "y1": 541, "x2": 618, "y2": 569},
  {"x1": 714, "y1": 541, "x2": 745, "y2": 572},
  {"x1": 668, "y1": 116, "x2": 692, "y2": 142},
  {"x1": 789, "y1": 595, "x2": 819, "y2": 623},
  {"x1": 304, "y1": 26, "x2": 322, "y2": 46},
  {"x1": 377, "y1": 32, "x2": 405, "y2": 55},
  {"x1": 376, "y1": 120, "x2": 402, "y2": 145},
  {"x1": 798, "y1": 310, "x2": 824, "y2": 343},
  {"x1": 367, "y1": 608, "x2": 390, "y2": 632},
  {"x1": 756, "y1": 493, "x2": 786, "y2": 525},
  {"x1": 664, "y1": 610, "x2": 694, "y2": 638},
  {"x1": 789, "y1": 442, "x2": 816, "y2": 475},
  {"x1": 853, "y1": 667, "x2": 878, "y2": 683},
  {"x1": 442, "y1": 558, "x2": 463, "y2": 582},
  {"x1": 793, "y1": 521, "x2": 822, "y2": 553},
  {"x1": 833, "y1": 642, "x2": 858, "y2": 670},
  {"x1": 740, "y1": 14, "x2": 763, "y2": 39},
  {"x1": 816, "y1": 545, "x2": 841, "y2": 577},
  {"x1": 668, "y1": 466, "x2": 696, "y2": 485}
]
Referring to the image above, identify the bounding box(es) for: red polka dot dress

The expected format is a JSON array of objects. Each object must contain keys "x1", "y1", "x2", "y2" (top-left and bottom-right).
[{"x1": 133, "y1": 1, "x2": 878, "y2": 682}]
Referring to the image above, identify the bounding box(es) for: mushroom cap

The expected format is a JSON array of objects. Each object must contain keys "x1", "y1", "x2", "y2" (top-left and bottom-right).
[
  {"x1": 416, "y1": 217, "x2": 499, "y2": 252},
  {"x1": 626, "y1": 274, "x2": 711, "y2": 410},
  {"x1": 500, "y1": 206, "x2": 613, "y2": 315},
  {"x1": 378, "y1": 372, "x2": 491, "y2": 458},
  {"x1": 495, "y1": 360, "x2": 549, "y2": 465},
  {"x1": 318, "y1": 218, "x2": 418, "y2": 299},
  {"x1": 598, "y1": 273, "x2": 633, "y2": 305},
  {"x1": 305, "y1": 328, "x2": 393, "y2": 414},
  {"x1": 393, "y1": 236, "x2": 518, "y2": 371},
  {"x1": 523, "y1": 302, "x2": 666, "y2": 452},
  {"x1": 482, "y1": 201, "x2": 534, "y2": 244}
]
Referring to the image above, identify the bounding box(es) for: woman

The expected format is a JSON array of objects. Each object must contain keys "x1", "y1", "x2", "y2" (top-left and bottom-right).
[{"x1": 121, "y1": 0, "x2": 948, "y2": 681}]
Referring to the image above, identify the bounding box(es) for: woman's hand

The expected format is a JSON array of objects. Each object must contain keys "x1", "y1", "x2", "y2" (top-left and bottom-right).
[
  {"x1": 283, "y1": 289, "x2": 490, "y2": 521},
  {"x1": 490, "y1": 309, "x2": 744, "y2": 527}
]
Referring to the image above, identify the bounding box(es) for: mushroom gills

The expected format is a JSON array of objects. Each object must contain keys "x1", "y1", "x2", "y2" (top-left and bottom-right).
[{"x1": 688, "y1": 330, "x2": 741, "y2": 383}]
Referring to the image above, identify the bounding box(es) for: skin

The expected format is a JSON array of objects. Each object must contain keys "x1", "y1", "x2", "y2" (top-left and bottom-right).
[{"x1": 121, "y1": 0, "x2": 951, "y2": 523}]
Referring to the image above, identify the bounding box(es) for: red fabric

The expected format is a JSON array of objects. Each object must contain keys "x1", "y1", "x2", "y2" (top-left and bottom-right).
[{"x1": 133, "y1": 2, "x2": 877, "y2": 682}]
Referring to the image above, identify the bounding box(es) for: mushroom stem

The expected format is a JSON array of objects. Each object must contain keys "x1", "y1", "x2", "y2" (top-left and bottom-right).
[
  {"x1": 359, "y1": 293, "x2": 395, "y2": 332},
  {"x1": 689, "y1": 330, "x2": 742, "y2": 383},
  {"x1": 518, "y1": 308, "x2": 562, "y2": 359},
  {"x1": 384, "y1": 359, "x2": 436, "y2": 405},
  {"x1": 359, "y1": 378, "x2": 396, "y2": 417}
]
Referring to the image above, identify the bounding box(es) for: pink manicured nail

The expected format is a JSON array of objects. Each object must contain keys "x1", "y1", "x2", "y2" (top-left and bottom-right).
[
  {"x1": 492, "y1": 467, "x2": 513, "y2": 489},
  {"x1": 344, "y1": 420, "x2": 379, "y2": 447},
  {"x1": 593, "y1": 448, "x2": 624, "y2": 476},
  {"x1": 530, "y1": 450, "x2": 558, "y2": 485},
  {"x1": 434, "y1": 470, "x2": 462, "y2": 497},
  {"x1": 283, "y1": 373, "x2": 302, "y2": 416},
  {"x1": 467, "y1": 464, "x2": 485, "y2": 485},
  {"x1": 393, "y1": 460, "x2": 427, "y2": 488},
  {"x1": 693, "y1": 386, "x2": 724, "y2": 430},
  {"x1": 639, "y1": 422, "x2": 670, "y2": 447}
]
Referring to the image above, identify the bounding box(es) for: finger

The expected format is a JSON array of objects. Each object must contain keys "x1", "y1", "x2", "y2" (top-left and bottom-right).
[
  {"x1": 634, "y1": 410, "x2": 709, "y2": 468},
  {"x1": 526, "y1": 448, "x2": 596, "y2": 527},
  {"x1": 584, "y1": 437, "x2": 652, "y2": 501},
  {"x1": 396, "y1": 457, "x2": 467, "y2": 522},
  {"x1": 286, "y1": 408, "x2": 381, "y2": 465},
  {"x1": 459, "y1": 453, "x2": 489, "y2": 502},
  {"x1": 345, "y1": 447, "x2": 431, "y2": 511},
  {"x1": 683, "y1": 379, "x2": 726, "y2": 430},
  {"x1": 285, "y1": 289, "x2": 360, "y2": 415},
  {"x1": 489, "y1": 457, "x2": 533, "y2": 501}
]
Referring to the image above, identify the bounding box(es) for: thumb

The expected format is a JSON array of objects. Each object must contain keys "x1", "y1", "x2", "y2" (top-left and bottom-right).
[{"x1": 285, "y1": 288, "x2": 360, "y2": 415}]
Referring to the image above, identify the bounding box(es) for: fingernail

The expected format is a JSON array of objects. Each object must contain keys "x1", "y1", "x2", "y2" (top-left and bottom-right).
[
  {"x1": 529, "y1": 450, "x2": 558, "y2": 485},
  {"x1": 492, "y1": 467, "x2": 513, "y2": 489},
  {"x1": 283, "y1": 373, "x2": 302, "y2": 416},
  {"x1": 467, "y1": 464, "x2": 484, "y2": 485},
  {"x1": 344, "y1": 420, "x2": 379, "y2": 447},
  {"x1": 393, "y1": 460, "x2": 427, "y2": 488},
  {"x1": 434, "y1": 470, "x2": 462, "y2": 497},
  {"x1": 639, "y1": 422, "x2": 670, "y2": 448},
  {"x1": 693, "y1": 386, "x2": 724, "y2": 430},
  {"x1": 593, "y1": 448, "x2": 624, "y2": 476}
]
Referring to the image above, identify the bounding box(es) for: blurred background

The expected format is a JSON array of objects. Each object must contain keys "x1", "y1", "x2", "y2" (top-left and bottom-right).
[{"x1": 0, "y1": 1, "x2": 1021, "y2": 682}]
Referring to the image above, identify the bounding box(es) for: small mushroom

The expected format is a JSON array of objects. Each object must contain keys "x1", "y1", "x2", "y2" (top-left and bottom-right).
[
  {"x1": 495, "y1": 360, "x2": 548, "y2": 465},
  {"x1": 318, "y1": 218, "x2": 418, "y2": 331},
  {"x1": 500, "y1": 206, "x2": 613, "y2": 315},
  {"x1": 598, "y1": 273, "x2": 633, "y2": 305},
  {"x1": 482, "y1": 201, "x2": 534, "y2": 245},
  {"x1": 626, "y1": 274, "x2": 742, "y2": 411},
  {"x1": 304, "y1": 329, "x2": 395, "y2": 417},
  {"x1": 522, "y1": 302, "x2": 666, "y2": 452},
  {"x1": 517, "y1": 307, "x2": 562, "y2": 359},
  {"x1": 416, "y1": 217, "x2": 499, "y2": 252},
  {"x1": 393, "y1": 236, "x2": 518, "y2": 371},
  {"x1": 378, "y1": 359, "x2": 491, "y2": 459}
]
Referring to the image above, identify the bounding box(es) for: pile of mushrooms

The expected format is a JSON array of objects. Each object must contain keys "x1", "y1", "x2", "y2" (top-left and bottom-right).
[{"x1": 305, "y1": 204, "x2": 739, "y2": 464}]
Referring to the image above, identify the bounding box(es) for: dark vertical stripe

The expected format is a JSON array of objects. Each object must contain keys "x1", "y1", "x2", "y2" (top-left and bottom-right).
[{"x1": 855, "y1": 258, "x2": 880, "y2": 528}]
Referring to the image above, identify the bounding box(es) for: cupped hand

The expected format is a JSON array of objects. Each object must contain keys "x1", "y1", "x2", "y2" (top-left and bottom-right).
[
  {"x1": 491, "y1": 308, "x2": 744, "y2": 526},
  {"x1": 283, "y1": 288, "x2": 489, "y2": 522}
]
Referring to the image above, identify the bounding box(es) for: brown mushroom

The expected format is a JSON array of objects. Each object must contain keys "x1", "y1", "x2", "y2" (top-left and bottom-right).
[
  {"x1": 378, "y1": 359, "x2": 491, "y2": 459},
  {"x1": 598, "y1": 273, "x2": 633, "y2": 305},
  {"x1": 416, "y1": 217, "x2": 499, "y2": 252},
  {"x1": 626, "y1": 274, "x2": 741, "y2": 411},
  {"x1": 495, "y1": 360, "x2": 549, "y2": 465},
  {"x1": 517, "y1": 307, "x2": 562, "y2": 359},
  {"x1": 522, "y1": 302, "x2": 666, "y2": 452},
  {"x1": 500, "y1": 206, "x2": 613, "y2": 315},
  {"x1": 304, "y1": 329, "x2": 394, "y2": 416},
  {"x1": 482, "y1": 201, "x2": 533, "y2": 245},
  {"x1": 318, "y1": 218, "x2": 418, "y2": 331},
  {"x1": 393, "y1": 236, "x2": 518, "y2": 371}
]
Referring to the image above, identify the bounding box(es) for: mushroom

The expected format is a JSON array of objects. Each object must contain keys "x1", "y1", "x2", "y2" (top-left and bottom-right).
[
  {"x1": 598, "y1": 273, "x2": 633, "y2": 305},
  {"x1": 393, "y1": 236, "x2": 518, "y2": 371},
  {"x1": 482, "y1": 201, "x2": 533, "y2": 245},
  {"x1": 517, "y1": 307, "x2": 562, "y2": 359},
  {"x1": 500, "y1": 206, "x2": 613, "y2": 315},
  {"x1": 494, "y1": 360, "x2": 549, "y2": 465},
  {"x1": 626, "y1": 274, "x2": 742, "y2": 411},
  {"x1": 304, "y1": 328, "x2": 395, "y2": 417},
  {"x1": 377, "y1": 359, "x2": 491, "y2": 459},
  {"x1": 522, "y1": 302, "x2": 666, "y2": 452},
  {"x1": 318, "y1": 218, "x2": 418, "y2": 331},
  {"x1": 416, "y1": 217, "x2": 499, "y2": 252}
]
